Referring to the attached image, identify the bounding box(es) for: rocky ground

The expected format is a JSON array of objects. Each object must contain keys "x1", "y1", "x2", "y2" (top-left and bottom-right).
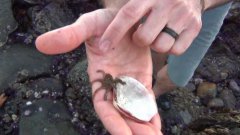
[{"x1": 0, "y1": 0, "x2": 239, "y2": 135}]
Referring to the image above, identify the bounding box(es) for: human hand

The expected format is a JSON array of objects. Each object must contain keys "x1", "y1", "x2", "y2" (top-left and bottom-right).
[
  {"x1": 100, "y1": 0, "x2": 203, "y2": 55},
  {"x1": 36, "y1": 9, "x2": 162, "y2": 135}
]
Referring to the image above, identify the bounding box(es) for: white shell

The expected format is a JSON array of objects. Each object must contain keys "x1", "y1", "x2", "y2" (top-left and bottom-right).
[{"x1": 113, "y1": 76, "x2": 158, "y2": 122}]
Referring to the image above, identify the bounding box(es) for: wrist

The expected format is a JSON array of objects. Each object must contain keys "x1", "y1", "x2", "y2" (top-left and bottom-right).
[
  {"x1": 199, "y1": 0, "x2": 206, "y2": 12},
  {"x1": 102, "y1": 0, "x2": 129, "y2": 9},
  {"x1": 202, "y1": 0, "x2": 233, "y2": 11}
]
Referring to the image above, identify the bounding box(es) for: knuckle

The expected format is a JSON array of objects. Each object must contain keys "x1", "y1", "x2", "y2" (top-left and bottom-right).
[
  {"x1": 176, "y1": 0, "x2": 187, "y2": 10},
  {"x1": 193, "y1": 19, "x2": 202, "y2": 33},
  {"x1": 135, "y1": 31, "x2": 153, "y2": 45},
  {"x1": 180, "y1": 1, "x2": 188, "y2": 10}
]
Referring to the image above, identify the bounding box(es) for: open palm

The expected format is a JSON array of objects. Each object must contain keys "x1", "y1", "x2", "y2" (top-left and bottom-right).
[{"x1": 36, "y1": 9, "x2": 162, "y2": 135}]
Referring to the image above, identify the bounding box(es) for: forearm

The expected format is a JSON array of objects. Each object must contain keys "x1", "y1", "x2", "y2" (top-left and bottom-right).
[
  {"x1": 101, "y1": 0, "x2": 233, "y2": 10},
  {"x1": 204, "y1": 0, "x2": 233, "y2": 10},
  {"x1": 101, "y1": 0, "x2": 128, "y2": 9}
]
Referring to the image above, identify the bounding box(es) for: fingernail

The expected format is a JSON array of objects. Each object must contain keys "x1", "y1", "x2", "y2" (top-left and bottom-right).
[{"x1": 99, "y1": 40, "x2": 111, "y2": 52}]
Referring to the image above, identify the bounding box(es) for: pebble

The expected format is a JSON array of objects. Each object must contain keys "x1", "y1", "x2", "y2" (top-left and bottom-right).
[
  {"x1": 179, "y1": 110, "x2": 192, "y2": 125},
  {"x1": 53, "y1": 113, "x2": 60, "y2": 118},
  {"x1": 73, "y1": 112, "x2": 79, "y2": 118},
  {"x1": 229, "y1": 80, "x2": 240, "y2": 93},
  {"x1": 220, "y1": 72, "x2": 228, "y2": 80},
  {"x1": 24, "y1": 110, "x2": 32, "y2": 116},
  {"x1": 42, "y1": 90, "x2": 49, "y2": 95},
  {"x1": 25, "y1": 90, "x2": 33, "y2": 98},
  {"x1": 171, "y1": 125, "x2": 181, "y2": 135},
  {"x1": 11, "y1": 114, "x2": 18, "y2": 122},
  {"x1": 34, "y1": 92, "x2": 41, "y2": 99},
  {"x1": 26, "y1": 101, "x2": 32, "y2": 106},
  {"x1": 207, "y1": 98, "x2": 224, "y2": 108},
  {"x1": 71, "y1": 117, "x2": 79, "y2": 124},
  {"x1": 43, "y1": 128, "x2": 48, "y2": 132},
  {"x1": 197, "y1": 82, "x2": 217, "y2": 98},
  {"x1": 193, "y1": 78, "x2": 203, "y2": 85},
  {"x1": 3, "y1": 114, "x2": 11, "y2": 123},
  {"x1": 220, "y1": 89, "x2": 236, "y2": 109},
  {"x1": 38, "y1": 107, "x2": 43, "y2": 112},
  {"x1": 185, "y1": 83, "x2": 196, "y2": 92},
  {"x1": 17, "y1": 69, "x2": 29, "y2": 79},
  {"x1": 193, "y1": 98, "x2": 201, "y2": 105}
]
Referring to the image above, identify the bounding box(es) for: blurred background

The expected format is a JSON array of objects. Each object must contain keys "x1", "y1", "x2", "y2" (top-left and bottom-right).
[{"x1": 0, "y1": 0, "x2": 239, "y2": 135}]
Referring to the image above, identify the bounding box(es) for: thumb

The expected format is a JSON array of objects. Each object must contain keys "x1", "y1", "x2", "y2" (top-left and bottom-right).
[{"x1": 36, "y1": 9, "x2": 112, "y2": 55}]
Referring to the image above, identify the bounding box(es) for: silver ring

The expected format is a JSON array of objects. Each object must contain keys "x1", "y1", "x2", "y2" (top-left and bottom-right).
[{"x1": 162, "y1": 27, "x2": 179, "y2": 40}]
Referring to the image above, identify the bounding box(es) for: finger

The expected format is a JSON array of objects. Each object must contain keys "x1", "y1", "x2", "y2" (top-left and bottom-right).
[
  {"x1": 151, "y1": 31, "x2": 175, "y2": 53},
  {"x1": 125, "y1": 118, "x2": 162, "y2": 135},
  {"x1": 150, "y1": 113, "x2": 161, "y2": 130},
  {"x1": 169, "y1": 21, "x2": 202, "y2": 55},
  {"x1": 151, "y1": 5, "x2": 191, "y2": 53},
  {"x1": 93, "y1": 89, "x2": 132, "y2": 135},
  {"x1": 133, "y1": 7, "x2": 168, "y2": 46},
  {"x1": 36, "y1": 9, "x2": 111, "y2": 55},
  {"x1": 100, "y1": 0, "x2": 154, "y2": 51}
]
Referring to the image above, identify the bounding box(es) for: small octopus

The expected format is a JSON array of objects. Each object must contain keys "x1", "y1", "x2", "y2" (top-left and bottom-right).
[{"x1": 91, "y1": 70, "x2": 126, "y2": 101}]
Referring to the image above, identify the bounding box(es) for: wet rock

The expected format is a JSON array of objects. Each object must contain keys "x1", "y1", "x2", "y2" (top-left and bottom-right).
[
  {"x1": 187, "y1": 109, "x2": 240, "y2": 134},
  {"x1": 229, "y1": 80, "x2": 240, "y2": 93},
  {"x1": 230, "y1": 128, "x2": 240, "y2": 135},
  {"x1": 0, "y1": 0, "x2": 18, "y2": 47},
  {"x1": 171, "y1": 125, "x2": 181, "y2": 135},
  {"x1": 65, "y1": 88, "x2": 77, "y2": 100},
  {"x1": 236, "y1": 100, "x2": 240, "y2": 110},
  {"x1": 220, "y1": 89, "x2": 236, "y2": 109},
  {"x1": 67, "y1": 59, "x2": 107, "y2": 134},
  {"x1": 157, "y1": 94, "x2": 171, "y2": 111},
  {"x1": 67, "y1": 59, "x2": 89, "y2": 89},
  {"x1": 4, "y1": 126, "x2": 13, "y2": 134},
  {"x1": 196, "y1": 55, "x2": 240, "y2": 82},
  {"x1": 3, "y1": 114, "x2": 11, "y2": 123},
  {"x1": 219, "y1": 4, "x2": 240, "y2": 55},
  {"x1": 207, "y1": 98, "x2": 224, "y2": 108},
  {"x1": 160, "y1": 88, "x2": 205, "y2": 132},
  {"x1": 197, "y1": 82, "x2": 217, "y2": 98},
  {"x1": 19, "y1": 99, "x2": 79, "y2": 135},
  {"x1": 0, "y1": 44, "x2": 52, "y2": 91},
  {"x1": 29, "y1": 2, "x2": 75, "y2": 34},
  {"x1": 179, "y1": 110, "x2": 192, "y2": 125},
  {"x1": 17, "y1": 77, "x2": 65, "y2": 100},
  {"x1": 28, "y1": 78, "x2": 64, "y2": 94}
]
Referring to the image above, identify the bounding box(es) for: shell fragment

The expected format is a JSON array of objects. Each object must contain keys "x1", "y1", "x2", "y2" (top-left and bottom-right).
[{"x1": 113, "y1": 76, "x2": 158, "y2": 122}]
